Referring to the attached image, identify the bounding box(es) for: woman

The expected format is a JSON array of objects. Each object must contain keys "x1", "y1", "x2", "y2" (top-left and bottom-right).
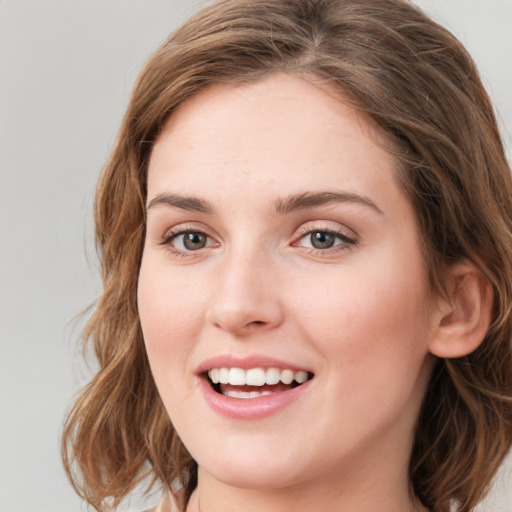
[{"x1": 62, "y1": 1, "x2": 512, "y2": 511}]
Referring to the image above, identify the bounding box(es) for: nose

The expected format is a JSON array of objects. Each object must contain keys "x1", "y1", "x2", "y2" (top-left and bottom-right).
[{"x1": 205, "y1": 249, "x2": 284, "y2": 336}]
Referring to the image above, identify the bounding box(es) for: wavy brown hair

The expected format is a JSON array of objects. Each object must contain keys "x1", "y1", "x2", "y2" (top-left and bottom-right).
[{"x1": 62, "y1": 1, "x2": 512, "y2": 511}]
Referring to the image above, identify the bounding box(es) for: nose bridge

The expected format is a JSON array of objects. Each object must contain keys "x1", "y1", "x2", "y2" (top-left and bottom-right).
[{"x1": 206, "y1": 238, "x2": 283, "y2": 335}]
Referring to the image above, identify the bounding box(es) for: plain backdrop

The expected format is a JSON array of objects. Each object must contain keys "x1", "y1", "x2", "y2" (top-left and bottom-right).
[{"x1": 0, "y1": 1, "x2": 511, "y2": 511}]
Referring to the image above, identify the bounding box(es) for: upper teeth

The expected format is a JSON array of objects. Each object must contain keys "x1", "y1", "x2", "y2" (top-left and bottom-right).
[{"x1": 208, "y1": 367, "x2": 309, "y2": 386}]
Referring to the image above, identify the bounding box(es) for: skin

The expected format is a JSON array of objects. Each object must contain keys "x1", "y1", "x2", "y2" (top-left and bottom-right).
[{"x1": 138, "y1": 73, "x2": 439, "y2": 512}]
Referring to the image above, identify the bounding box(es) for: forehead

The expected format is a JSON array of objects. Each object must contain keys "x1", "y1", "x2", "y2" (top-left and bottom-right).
[{"x1": 147, "y1": 73, "x2": 401, "y2": 212}]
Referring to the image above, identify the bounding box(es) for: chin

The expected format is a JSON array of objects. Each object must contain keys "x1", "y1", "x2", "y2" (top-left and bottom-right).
[
  {"x1": 190, "y1": 435, "x2": 313, "y2": 491},
  {"x1": 199, "y1": 458, "x2": 307, "y2": 491}
]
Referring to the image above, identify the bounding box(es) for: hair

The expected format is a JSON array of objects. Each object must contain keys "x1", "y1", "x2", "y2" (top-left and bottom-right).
[{"x1": 62, "y1": 1, "x2": 512, "y2": 511}]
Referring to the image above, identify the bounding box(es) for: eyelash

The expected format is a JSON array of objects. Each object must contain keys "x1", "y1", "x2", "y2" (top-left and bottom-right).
[
  {"x1": 159, "y1": 225, "x2": 357, "y2": 258},
  {"x1": 159, "y1": 226, "x2": 215, "y2": 258},
  {"x1": 293, "y1": 226, "x2": 358, "y2": 256}
]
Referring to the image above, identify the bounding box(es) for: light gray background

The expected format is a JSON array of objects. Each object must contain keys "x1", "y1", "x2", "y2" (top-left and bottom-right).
[{"x1": 0, "y1": 1, "x2": 511, "y2": 511}]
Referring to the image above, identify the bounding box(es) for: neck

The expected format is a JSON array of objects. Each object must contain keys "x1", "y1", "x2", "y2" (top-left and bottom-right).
[{"x1": 187, "y1": 458, "x2": 428, "y2": 512}]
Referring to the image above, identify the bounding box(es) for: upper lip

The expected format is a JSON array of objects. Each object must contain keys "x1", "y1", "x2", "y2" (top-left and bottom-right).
[{"x1": 196, "y1": 354, "x2": 312, "y2": 374}]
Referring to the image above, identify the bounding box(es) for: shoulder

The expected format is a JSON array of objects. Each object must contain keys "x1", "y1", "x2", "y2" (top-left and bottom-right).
[{"x1": 144, "y1": 497, "x2": 176, "y2": 512}]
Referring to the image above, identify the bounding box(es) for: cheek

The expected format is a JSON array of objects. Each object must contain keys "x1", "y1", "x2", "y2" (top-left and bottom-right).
[
  {"x1": 137, "y1": 259, "x2": 211, "y2": 428},
  {"x1": 288, "y1": 257, "x2": 433, "y2": 442},
  {"x1": 137, "y1": 258, "x2": 204, "y2": 371},
  {"x1": 289, "y1": 252, "x2": 431, "y2": 370}
]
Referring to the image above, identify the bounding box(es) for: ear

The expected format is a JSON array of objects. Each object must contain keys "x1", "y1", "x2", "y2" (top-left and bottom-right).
[{"x1": 428, "y1": 261, "x2": 493, "y2": 358}]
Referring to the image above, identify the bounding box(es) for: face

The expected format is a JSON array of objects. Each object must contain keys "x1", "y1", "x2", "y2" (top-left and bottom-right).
[{"x1": 138, "y1": 74, "x2": 437, "y2": 496}]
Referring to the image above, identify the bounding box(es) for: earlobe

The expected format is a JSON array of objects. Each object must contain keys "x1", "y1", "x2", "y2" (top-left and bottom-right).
[{"x1": 428, "y1": 261, "x2": 493, "y2": 359}]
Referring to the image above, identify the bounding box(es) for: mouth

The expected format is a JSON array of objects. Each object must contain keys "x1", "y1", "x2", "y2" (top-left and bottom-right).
[{"x1": 204, "y1": 367, "x2": 315, "y2": 399}]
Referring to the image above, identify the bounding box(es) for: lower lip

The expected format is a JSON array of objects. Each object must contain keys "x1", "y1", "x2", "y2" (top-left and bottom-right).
[{"x1": 199, "y1": 377, "x2": 313, "y2": 420}]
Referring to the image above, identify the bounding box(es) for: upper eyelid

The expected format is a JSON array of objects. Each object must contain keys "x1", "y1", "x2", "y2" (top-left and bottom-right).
[
  {"x1": 161, "y1": 222, "x2": 214, "y2": 238},
  {"x1": 155, "y1": 220, "x2": 358, "y2": 244},
  {"x1": 161, "y1": 230, "x2": 209, "y2": 244},
  {"x1": 294, "y1": 221, "x2": 358, "y2": 239},
  {"x1": 295, "y1": 229, "x2": 357, "y2": 246}
]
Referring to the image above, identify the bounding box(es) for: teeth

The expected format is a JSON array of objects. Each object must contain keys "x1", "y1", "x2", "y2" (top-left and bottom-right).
[
  {"x1": 265, "y1": 367, "x2": 280, "y2": 385},
  {"x1": 246, "y1": 368, "x2": 266, "y2": 386},
  {"x1": 228, "y1": 367, "x2": 246, "y2": 385},
  {"x1": 294, "y1": 370, "x2": 308, "y2": 384},
  {"x1": 207, "y1": 367, "x2": 311, "y2": 386},
  {"x1": 280, "y1": 369, "x2": 294, "y2": 385},
  {"x1": 225, "y1": 390, "x2": 274, "y2": 398},
  {"x1": 209, "y1": 368, "x2": 220, "y2": 384},
  {"x1": 219, "y1": 367, "x2": 229, "y2": 384}
]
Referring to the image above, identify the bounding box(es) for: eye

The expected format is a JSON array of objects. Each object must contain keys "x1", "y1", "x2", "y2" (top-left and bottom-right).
[
  {"x1": 161, "y1": 229, "x2": 216, "y2": 253},
  {"x1": 178, "y1": 231, "x2": 208, "y2": 250},
  {"x1": 295, "y1": 228, "x2": 357, "y2": 252},
  {"x1": 306, "y1": 231, "x2": 339, "y2": 249}
]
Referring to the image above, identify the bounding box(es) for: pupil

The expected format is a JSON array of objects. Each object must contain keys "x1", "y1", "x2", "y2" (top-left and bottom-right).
[
  {"x1": 311, "y1": 231, "x2": 335, "y2": 249},
  {"x1": 184, "y1": 232, "x2": 206, "y2": 250}
]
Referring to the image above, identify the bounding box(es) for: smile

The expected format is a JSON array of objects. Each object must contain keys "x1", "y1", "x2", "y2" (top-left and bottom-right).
[{"x1": 206, "y1": 367, "x2": 314, "y2": 399}]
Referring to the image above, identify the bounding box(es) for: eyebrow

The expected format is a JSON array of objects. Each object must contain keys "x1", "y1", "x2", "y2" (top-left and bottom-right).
[
  {"x1": 147, "y1": 193, "x2": 213, "y2": 214},
  {"x1": 146, "y1": 190, "x2": 383, "y2": 216},
  {"x1": 272, "y1": 191, "x2": 383, "y2": 215}
]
